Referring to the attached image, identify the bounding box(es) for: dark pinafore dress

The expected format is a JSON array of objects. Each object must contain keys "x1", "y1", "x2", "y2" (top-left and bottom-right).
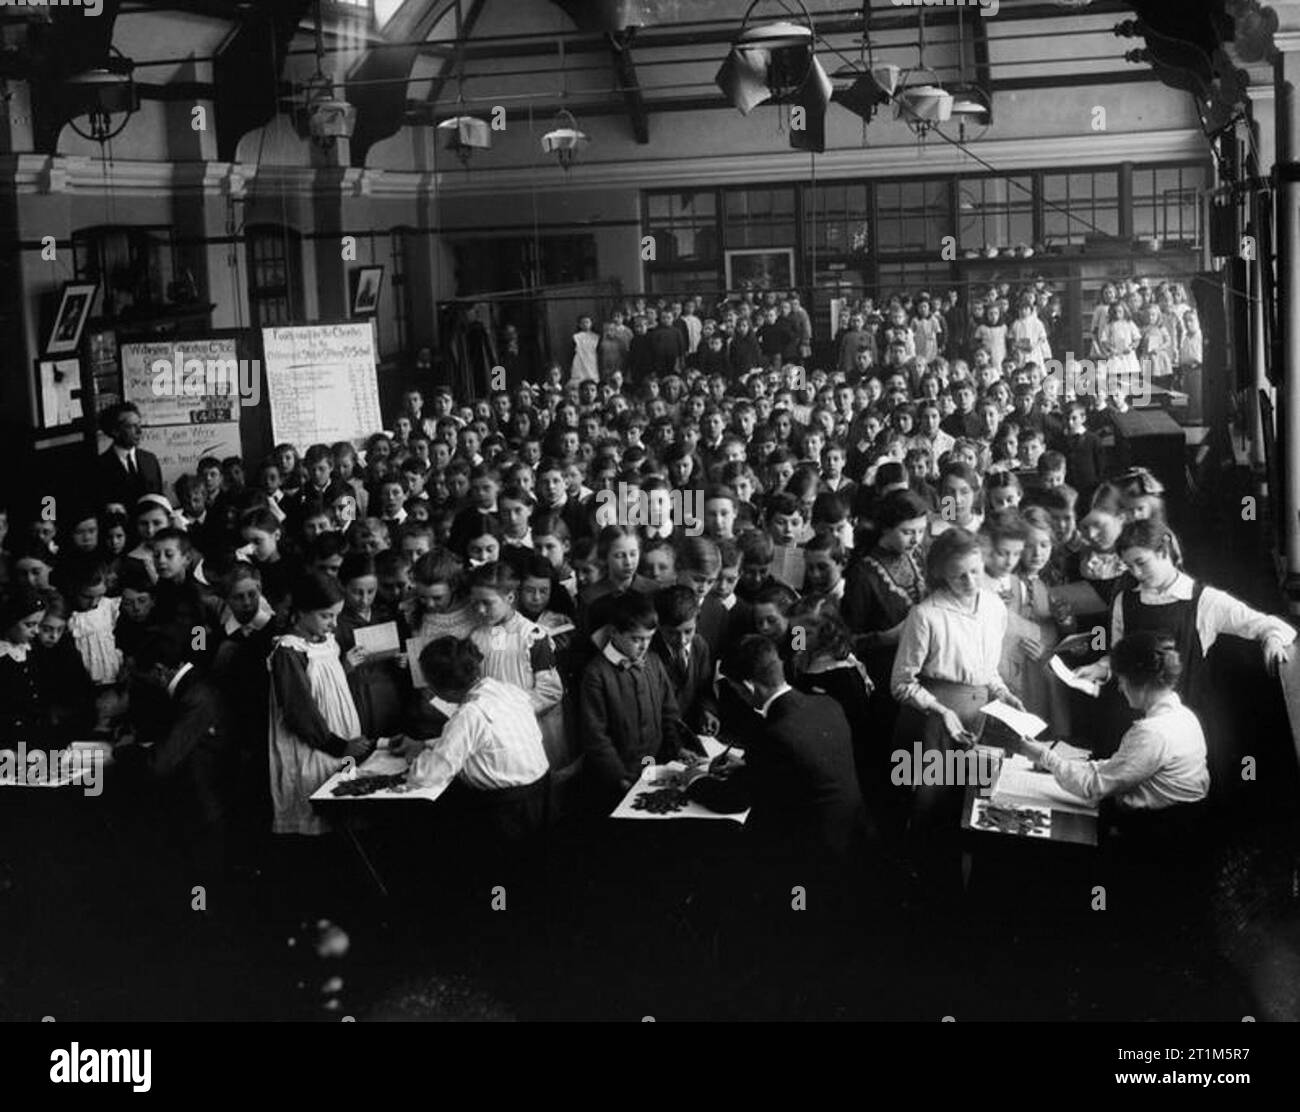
[{"x1": 1114, "y1": 580, "x2": 1231, "y2": 809}]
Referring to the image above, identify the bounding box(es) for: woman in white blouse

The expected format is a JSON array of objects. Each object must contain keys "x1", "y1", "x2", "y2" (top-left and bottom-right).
[
  {"x1": 891, "y1": 529, "x2": 1024, "y2": 868},
  {"x1": 1020, "y1": 631, "x2": 1208, "y2": 816}
]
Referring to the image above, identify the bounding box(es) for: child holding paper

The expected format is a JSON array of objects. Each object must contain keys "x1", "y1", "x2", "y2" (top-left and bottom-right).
[{"x1": 336, "y1": 553, "x2": 406, "y2": 737}]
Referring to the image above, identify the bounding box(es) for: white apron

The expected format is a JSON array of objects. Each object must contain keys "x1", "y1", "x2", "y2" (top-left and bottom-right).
[{"x1": 268, "y1": 635, "x2": 361, "y2": 836}]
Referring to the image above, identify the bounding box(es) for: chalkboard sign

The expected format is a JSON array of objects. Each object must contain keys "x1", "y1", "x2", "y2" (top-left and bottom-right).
[{"x1": 261, "y1": 322, "x2": 383, "y2": 448}]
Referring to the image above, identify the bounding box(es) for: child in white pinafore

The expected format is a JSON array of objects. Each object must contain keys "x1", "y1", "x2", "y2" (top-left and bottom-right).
[{"x1": 267, "y1": 573, "x2": 372, "y2": 836}]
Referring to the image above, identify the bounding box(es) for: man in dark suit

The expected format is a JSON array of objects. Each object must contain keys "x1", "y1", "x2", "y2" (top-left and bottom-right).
[
  {"x1": 133, "y1": 634, "x2": 235, "y2": 884},
  {"x1": 721, "y1": 634, "x2": 868, "y2": 869},
  {"x1": 97, "y1": 401, "x2": 163, "y2": 513}
]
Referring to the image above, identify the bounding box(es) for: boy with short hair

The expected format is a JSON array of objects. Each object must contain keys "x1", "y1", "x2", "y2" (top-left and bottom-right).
[
  {"x1": 652, "y1": 585, "x2": 719, "y2": 736},
  {"x1": 579, "y1": 591, "x2": 692, "y2": 808}
]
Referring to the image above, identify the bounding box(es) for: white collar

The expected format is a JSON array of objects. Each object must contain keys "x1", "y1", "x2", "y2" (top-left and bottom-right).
[
  {"x1": 223, "y1": 597, "x2": 273, "y2": 636},
  {"x1": 1138, "y1": 570, "x2": 1194, "y2": 603},
  {"x1": 756, "y1": 683, "x2": 793, "y2": 718},
  {"x1": 167, "y1": 661, "x2": 194, "y2": 697},
  {"x1": 429, "y1": 694, "x2": 461, "y2": 719},
  {"x1": 0, "y1": 641, "x2": 30, "y2": 662},
  {"x1": 602, "y1": 641, "x2": 643, "y2": 670}
]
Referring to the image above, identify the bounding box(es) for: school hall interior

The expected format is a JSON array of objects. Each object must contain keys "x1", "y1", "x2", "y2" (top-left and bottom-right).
[{"x1": 3, "y1": 0, "x2": 1300, "y2": 1023}]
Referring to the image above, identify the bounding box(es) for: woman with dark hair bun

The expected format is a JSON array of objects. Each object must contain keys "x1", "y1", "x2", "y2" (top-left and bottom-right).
[{"x1": 1020, "y1": 631, "x2": 1208, "y2": 815}]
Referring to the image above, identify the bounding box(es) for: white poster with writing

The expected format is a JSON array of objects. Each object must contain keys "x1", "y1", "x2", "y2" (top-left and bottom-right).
[
  {"x1": 122, "y1": 337, "x2": 245, "y2": 489},
  {"x1": 140, "y1": 423, "x2": 244, "y2": 490},
  {"x1": 261, "y1": 323, "x2": 382, "y2": 448}
]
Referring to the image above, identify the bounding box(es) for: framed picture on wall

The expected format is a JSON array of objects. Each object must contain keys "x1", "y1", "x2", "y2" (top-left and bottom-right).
[
  {"x1": 350, "y1": 265, "x2": 384, "y2": 317},
  {"x1": 35, "y1": 355, "x2": 85, "y2": 430},
  {"x1": 45, "y1": 281, "x2": 99, "y2": 355},
  {"x1": 725, "y1": 248, "x2": 795, "y2": 295}
]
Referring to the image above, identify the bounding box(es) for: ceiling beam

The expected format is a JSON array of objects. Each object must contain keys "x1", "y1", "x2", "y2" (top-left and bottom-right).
[
  {"x1": 413, "y1": 2, "x2": 1132, "y2": 62},
  {"x1": 609, "y1": 29, "x2": 649, "y2": 145},
  {"x1": 423, "y1": 0, "x2": 489, "y2": 107},
  {"x1": 412, "y1": 69, "x2": 1162, "y2": 126}
]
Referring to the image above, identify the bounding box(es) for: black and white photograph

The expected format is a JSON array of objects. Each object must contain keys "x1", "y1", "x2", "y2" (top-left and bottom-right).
[
  {"x1": 36, "y1": 356, "x2": 84, "y2": 430},
  {"x1": 3, "y1": 0, "x2": 1300, "y2": 1091},
  {"x1": 43, "y1": 281, "x2": 98, "y2": 355},
  {"x1": 350, "y1": 264, "x2": 385, "y2": 317}
]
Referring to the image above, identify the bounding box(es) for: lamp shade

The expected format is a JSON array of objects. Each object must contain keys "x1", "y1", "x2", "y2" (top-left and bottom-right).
[
  {"x1": 895, "y1": 85, "x2": 953, "y2": 124},
  {"x1": 438, "y1": 115, "x2": 492, "y2": 153}
]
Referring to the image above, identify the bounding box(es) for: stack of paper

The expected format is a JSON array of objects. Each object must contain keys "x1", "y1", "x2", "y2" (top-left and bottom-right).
[{"x1": 992, "y1": 762, "x2": 1097, "y2": 816}]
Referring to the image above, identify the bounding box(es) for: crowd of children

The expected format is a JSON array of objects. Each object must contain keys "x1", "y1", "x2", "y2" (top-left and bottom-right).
[{"x1": 0, "y1": 273, "x2": 1285, "y2": 899}]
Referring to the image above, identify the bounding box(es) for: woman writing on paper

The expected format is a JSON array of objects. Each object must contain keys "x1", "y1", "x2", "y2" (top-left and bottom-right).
[{"x1": 1019, "y1": 632, "x2": 1209, "y2": 822}]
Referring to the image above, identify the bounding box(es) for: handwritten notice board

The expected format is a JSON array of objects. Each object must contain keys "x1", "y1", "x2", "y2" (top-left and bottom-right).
[
  {"x1": 121, "y1": 337, "x2": 244, "y2": 488},
  {"x1": 261, "y1": 323, "x2": 382, "y2": 448}
]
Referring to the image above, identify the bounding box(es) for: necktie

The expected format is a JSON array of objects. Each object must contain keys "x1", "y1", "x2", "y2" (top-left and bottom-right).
[{"x1": 127, "y1": 452, "x2": 138, "y2": 477}]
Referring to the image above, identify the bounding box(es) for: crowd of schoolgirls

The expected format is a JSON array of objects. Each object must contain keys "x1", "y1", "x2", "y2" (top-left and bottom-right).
[{"x1": 0, "y1": 273, "x2": 1289, "y2": 901}]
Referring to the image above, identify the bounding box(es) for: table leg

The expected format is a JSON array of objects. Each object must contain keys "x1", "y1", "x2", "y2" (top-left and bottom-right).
[{"x1": 340, "y1": 818, "x2": 389, "y2": 900}]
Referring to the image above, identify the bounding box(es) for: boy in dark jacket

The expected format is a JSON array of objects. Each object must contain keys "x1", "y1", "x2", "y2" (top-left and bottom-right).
[{"x1": 579, "y1": 591, "x2": 693, "y2": 810}]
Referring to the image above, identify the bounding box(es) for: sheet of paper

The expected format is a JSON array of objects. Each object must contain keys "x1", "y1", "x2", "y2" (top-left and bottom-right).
[
  {"x1": 980, "y1": 700, "x2": 1048, "y2": 739},
  {"x1": 992, "y1": 762, "x2": 1097, "y2": 816},
  {"x1": 1049, "y1": 654, "x2": 1102, "y2": 697},
  {"x1": 405, "y1": 635, "x2": 431, "y2": 688},
  {"x1": 354, "y1": 621, "x2": 400, "y2": 658}
]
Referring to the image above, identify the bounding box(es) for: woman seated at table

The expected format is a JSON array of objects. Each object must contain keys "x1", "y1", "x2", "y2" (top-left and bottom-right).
[
  {"x1": 1016, "y1": 631, "x2": 1209, "y2": 828},
  {"x1": 393, "y1": 637, "x2": 550, "y2": 846}
]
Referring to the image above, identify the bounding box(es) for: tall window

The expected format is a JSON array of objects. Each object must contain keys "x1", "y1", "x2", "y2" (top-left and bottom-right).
[
  {"x1": 1042, "y1": 171, "x2": 1120, "y2": 247},
  {"x1": 957, "y1": 176, "x2": 1034, "y2": 252},
  {"x1": 245, "y1": 224, "x2": 302, "y2": 328},
  {"x1": 724, "y1": 186, "x2": 797, "y2": 249},
  {"x1": 645, "y1": 190, "x2": 718, "y2": 263},
  {"x1": 804, "y1": 182, "x2": 870, "y2": 257},
  {"x1": 875, "y1": 180, "x2": 952, "y2": 255},
  {"x1": 1132, "y1": 165, "x2": 1204, "y2": 247}
]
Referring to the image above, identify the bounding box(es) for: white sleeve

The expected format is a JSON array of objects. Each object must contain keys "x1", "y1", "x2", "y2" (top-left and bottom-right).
[
  {"x1": 1040, "y1": 721, "x2": 1165, "y2": 804},
  {"x1": 1196, "y1": 586, "x2": 1296, "y2": 654},
  {"x1": 891, "y1": 607, "x2": 942, "y2": 713},
  {"x1": 408, "y1": 708, "x2": 479, "y2": 798}
]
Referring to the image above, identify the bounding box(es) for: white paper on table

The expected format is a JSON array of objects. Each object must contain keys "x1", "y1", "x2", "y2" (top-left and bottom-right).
[
  {"x1": 992, "y1": 762, "x2": 1097, "y2": 816},
  {"x1": 1049, "y1": 654, "x2": 1101, "y2": 697},
  {"x1": 354, "y1": 621, "x2": 400, "y2": 658},
  {"x1": 980, "y1": 700, "x2": 1048, "y2": 739}
]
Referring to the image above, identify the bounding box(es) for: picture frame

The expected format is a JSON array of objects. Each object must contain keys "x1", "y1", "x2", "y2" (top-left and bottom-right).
[
  {"x1": 45, "y1": 281, "x2": 99, "y2": 355},
  {"x1": 725, "y1": 248, "x2": 795, "y2": 295},
  {"x1": 35, "y1": 355, "x2": 86, "y2": 431},
  {"x1": 350, "y1": 265, "x2": 384, "y2": 317}
]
